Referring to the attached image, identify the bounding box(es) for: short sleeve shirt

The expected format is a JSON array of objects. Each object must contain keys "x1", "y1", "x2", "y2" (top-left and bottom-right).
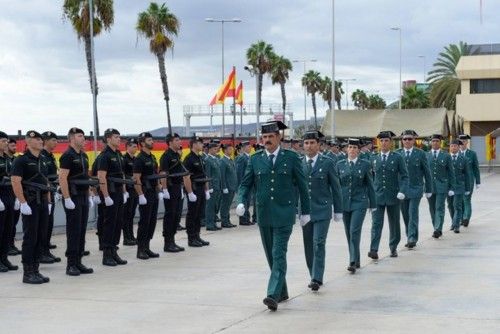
[
  {"x1": 97, "y1": 146, "x2": 124, "y2": 178},
  {"x1": 183, "y1": 151, "x2": 206, "y2": 182},
  {"x1": 59, "y1": 146, "x2": 90, "y2": 192},
  {"x1": 160, "y1": 148, "x2": 185, "y2": 185},
  {"x1": 11, "y1": 149, "x2": 49, "y2": 194}
]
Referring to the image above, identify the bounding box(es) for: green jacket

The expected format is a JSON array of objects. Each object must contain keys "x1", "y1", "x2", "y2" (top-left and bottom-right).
[
  {"x1": 235, "y1": 153, "x2": 250, "y2": 186},
  {"x1": 303, "y1": 155, "x2": 342, "y2": 221},
  {"x1": 371, "y1": 151, "x2": 409, "y2": 206},
  {"x1": 359, "y1": 151, "x2": 372, "y2": 161},
  {"x1": 450, "y1": 154, "x2": 471, "y2": 195},
  {"x1": 220, "y1": 155, "x2": 238, "y2": 192},
  {"x1": 461, "y1": 149, "x2": 481, "y2": 190},
  {"x1": 205, "y1": 154, "x2": 222, "y2": 191},
  {"x1": 426, "y1": 150, "x2": 456, "y2": 194},
  {"x1": 396, "y1": 148, "x2": 432, "y2": 198},
  {"x1": 238, "y1": 147, "x2": 310, "y2": 227},
  {"x1": 323, "y1": 151, "x2": 339, "y2": 166},
  {"x1": 336, "y1": 158, "x2": 376, "y2": 211}
]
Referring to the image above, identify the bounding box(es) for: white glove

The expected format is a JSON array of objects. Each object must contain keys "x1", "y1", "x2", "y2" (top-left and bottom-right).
[
  {"x1": 92, "y1": 195, "x2": 102, "y2": 205},
  {"x1": 299, "y1": 214, "x2": 311, "y2": 226},
  {"x1": 88, "y1": 196, "x2": 94, "y2": 208},
  {"x1": 138, "y1": 194, "x2": 147, "y2": 205},
  {"x1": 236, "y1": 203, "x2": 245, "y2": 216},
  {"x1": 396, "y1": 192, "x2": 405, "y2": 200},
  {"x1": 104, "y1": 196, "x2": 114, "y2": 206},
  {"x1": 223, "y1": 188, "x2": 229, "y2": 194},
  {"x1": 158, "y1": 192, "x2": 164, "y2": 200},
  {"x1": 424, "y1": 193, "x2": 432, "y2": 198},
  {"x1": 20, "y1": 202, "x2": 32, "y2": 215},
  {"x1": 369, "y1": 208, "x2": 377, "y2": 214},
  {"x1": 54, "y1": 192, "x2": 62, "y2": 202},
  {"x1": 14, "y1": 198, "x2": 20, "y2": 211},
  {"x1": 48, "y1": 203, "x2": 53, "y2": 213},
  {"x1": 64, "y1": 198, "x2": 76, "y2": 210},
  {"x1": 476, "y1": 184, "x2": 480, "y2": 190},
  {"x1": 465, "y1": 191, "x2": 470, "y2": 195},
  {"x1": 205, "y1": 190, "x2": 211, "y2": 200},
  {"x1": 333, "y1": 213, "x2": 343, "y2": 222},
  {"x1": 209, "y1": 188, "x2": 214, "y2": 193},
  {"x1": 162, "y1": 188, "x2": 170, "y2": 199},
  {"x1": 188, "y1": 192, "x2": 197, "y2": 202},
  {"x1": 181, "y1": 189, "x2": 185, "y2": 200},
  {"x1": 448, "y1": 190, "x2": 455, "y2": 197},
  {"x1": 0, "y1": 199, "x2": 4, "y2": 212},
  {"x1": 123, "y1": 192, "x2": 129, "y2": 204}
]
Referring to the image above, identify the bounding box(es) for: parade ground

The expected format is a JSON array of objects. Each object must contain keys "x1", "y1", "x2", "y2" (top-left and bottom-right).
[{"x1": 0, "y1": 172, "x2": 498, "y2": 334}]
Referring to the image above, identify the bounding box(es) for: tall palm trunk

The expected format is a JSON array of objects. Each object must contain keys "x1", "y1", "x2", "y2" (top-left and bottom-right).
[
  {"x1": 311, "y1": 93, "x2": 317, "y2": 130},
  {"x1": 156, "y1": 52, "x2": 172, "y2": 135},
  {"x1": 84, "y1": 36, "x2": 99, "y2": 136},
  {"x1": 279, "y1": 81, "x2": 286, "y2": 118}
]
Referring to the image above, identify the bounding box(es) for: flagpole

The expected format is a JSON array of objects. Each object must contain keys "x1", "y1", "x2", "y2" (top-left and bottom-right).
[
  {"x1": 232, "y1": 67, "x2": 237, "y2": 146},
  {"x1": 240, "y1": 104, "x2": 243, "y2": 135}
]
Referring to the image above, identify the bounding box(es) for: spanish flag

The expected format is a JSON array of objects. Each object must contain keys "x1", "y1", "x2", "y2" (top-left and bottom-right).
[
  {"x1": 235, "y1": 80, "x2": 243, "y2": 106},
  {"x1": 208, "y1": 67, "x2": 236, "y2": 106}
]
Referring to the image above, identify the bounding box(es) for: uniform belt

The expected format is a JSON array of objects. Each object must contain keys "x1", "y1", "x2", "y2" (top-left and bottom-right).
[{"x1": 192, "y1": 177, "x2": 211, "y2": 183}]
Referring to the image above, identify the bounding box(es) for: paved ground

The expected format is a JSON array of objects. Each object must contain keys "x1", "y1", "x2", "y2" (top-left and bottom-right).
[{"x1": 1, "y1": 173, "x2": 499, "y2": 334}]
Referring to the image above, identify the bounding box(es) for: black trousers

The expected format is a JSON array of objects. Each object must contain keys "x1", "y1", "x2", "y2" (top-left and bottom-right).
[
  {"x1": 41, "y1": 192, "x2": 55, "y2": 253},
  {"x1": 64, "y1": 193, "x2": 89, "y2": 264},
  {"x1": 0, "y1": 191, "x2": 15, "y2": 258},
  {"x1": 97, "y1": 202, "x2": 104, "y2": 247},
  {"x1": 101, "y1": 191, "x2": 124, "y2": 250},
  {"x1": 122, "y1": 192, "x2": 138, "y2": 240},
  {"x1": 163, "y1": 183, "x2": 181, "y2": 240},
  {"x1": 185, "y1": 185, "x2": 206, "y2": 239},
  {"x1": 176, "y1": 192, "x2": 184, "y2": 227},
  {"x1": 10, "y1": 209, "x2": 20, "y2": 247},
  {"x1": 21, "y1": 198, "x2": 49, "y2": 265},
  {"x1": 137, "y1": 190, "x2": 159, "y2": 247}
]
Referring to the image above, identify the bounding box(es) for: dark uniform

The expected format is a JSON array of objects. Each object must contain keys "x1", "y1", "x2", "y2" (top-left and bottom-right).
[
  {"x1": 235, "y1": 144, "x2": 254, "y2": 225},
  {"x1": 91, "y1": 153, "x2": 104, "y2": 249},
  {"x1": 122, "y1": 143, "x2": 138, "y2": 246}
]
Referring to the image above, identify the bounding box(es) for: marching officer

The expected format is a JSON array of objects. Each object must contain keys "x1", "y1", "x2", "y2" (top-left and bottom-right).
[
  {"x1": 427, "y1": 134, "x2": 456, "y2": 238},
  {"x1": 133, "y1": 132, "x2": 161, "y2": 260},
  {"x1": 204, "y1": 142, "x2": 222, "y2": 231},
  {"x1": 359, "y1": 140, "x2": 373, "y2": 161},
  {"x1": 219, "y1": 143, "x2": 237, "y2": 228},
  {"x1": 58, "y1": 127, "x2": 95, "y2": 276},
  {"x1": 6, "y1": 138, "x2": 21, "y2": 256},
  {"x1": 324, "y1": 140, "x2": 340, "y2": 163},
  {"x1": 397, "y1": 130, "x2": 431, "y2": 249},
  {"x1": 447, "y1": 139, "x2": 471, "y2": 233},
  {"x1": 183, "y1": 136, "x2": 211, "y2": 247},
  {"x1": 458, "y1": 134, "x2": 481, "y2": 227},
  {"x1": 336, "y1": 138, "x2": 376, "y2": 274},
  {"x1": 236, "y1": 121, "x2": 310, "y2": 312},
  {"x1": 11, "y1": 130, "x2": 52, "y2": 284},
  {"x1": 301, "y1": 130, "x2": 342, "y2": 291},
  {"x1": 369, "y1": 131, "x2": 408, "y2": 259},
  {"x1": 235, "y1": 141, "x2": 254, "y2": 226},
  {"x1": 122, "y1": 138, "x2": 139, "y2": 246}
]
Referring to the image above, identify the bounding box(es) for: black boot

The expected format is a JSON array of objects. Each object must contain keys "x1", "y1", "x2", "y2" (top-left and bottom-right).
[
  {"x1": 137, "y1": 245, "x2": 149, "y2": 260},
  {"x1": 33, "y1": 263, "x2": 50, "y2": 283},
  {"x1": 196, "y1": 235, "x2": 210, "y2": 246},
  {"x1": 66, "y1": 265, "x2": 81, "y2": 276},
  {"x1": 8, "y1": 245, "x2": 20, "y2": 256},
  {"x1": 39, "y1": 253, "x2": 55, "y2": 264},
  {"x1": 123, "y1": 238, "x2": 137, "y2": 246},
  {"x1": 47, "y1": 251, "x2": 61, "y2": 263},
  {"x1": 102, "y1": 248, "x2": 117, "y2": 266},
  {"x1": 22, "y1": 264, "x2": 44, "y2": 284},
  {"x1": 1, "y1": 256, "x2": 19, "y2": 271},
  {"x1": 112, "y1": 248, "x2": 127, "y2": 265},
  {"x1": 0, "y1": 261, "x2": 8, "y2": 272},
  {"x1": 145, "y1": 241, "x2": 159, "y2": 258},
  {"x1": 173, "y1": 238, "x2": 185, "y2": 252},
  {"x1": 76, "y1": 257, "x2": 94, "y2": 274},
  {"x1": 164, "y1": 237, "x2": 181, "y2": 253}
]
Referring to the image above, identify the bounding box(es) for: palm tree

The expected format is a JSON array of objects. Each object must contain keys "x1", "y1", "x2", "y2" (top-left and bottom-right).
[
  {"x1": 270, "y1": 54, "x2": 293, "y2": 115},
  {"x1": 320, "y1": 76, "x2": 343, "y2": 110},
  {"x1": 401, "y1": 85, "x2": 431, "y2": 109},
  {"x1": 246, "y1": 41, "x2": 275, "y2": 120},
  {"x1": 302, "y1": 70, "x2": 323, "y2": 130},
  {"x1": 351, "y1": 89, "x2": 369, "y2": 110},
  {"x1": 63, "y1": 0, "x2": 114, "y2": 136},
  {"x1": 427, "y1": 41, "x2": 472, "y2": 110},
  {"x1": 367, "y1": 94, "x2": 387, "y2": 109},
  {"x1": 136, "y1": 2, "x2": 180, "y2": 135}
]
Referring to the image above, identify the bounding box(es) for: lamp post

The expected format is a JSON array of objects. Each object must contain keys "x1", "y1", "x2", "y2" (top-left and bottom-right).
[
  {"x1": 339, "y1": 78, "x2": 356, "y2": 110},
  {"x1": 418, "y1": 55, "x2": 426, "y2": 82},
  {"x1": 391, "y1": 27, "x2": 402, "y2": 109},
  {"x1": 292, "y1": 59, "x2": 317, "y2": 130},
  {"x1": 205, "y1": 18, "x2": 242, "y2": 137},
  {"x1": 330, "y1": 0, "x2": 336, "y2": 139}
]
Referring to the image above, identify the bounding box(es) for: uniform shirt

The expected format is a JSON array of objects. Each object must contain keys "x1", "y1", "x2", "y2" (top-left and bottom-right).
[
  {"x1": 133, "y1": 150, "x2": 159, "y2": 191},
  {"x1": 11, "y1": 149, "x2": 49, "y2": 195},
  {"x1": 305, "y1": 154, "x2": 319, "y2": 169},
  {"x1": 122, "y1": 152, "x2": 136, "y2": 178},
  {"x1": 160, "y1": 148, "x2": 185, "y2": 185},
  {"x1": 97, "y1": 145, "x2": 124, "y2": 178},
  {"x1": 183, "y1": 150, "x2": 206, "y2": 184},
  {"x1": 91, "y1": 153, "x2": 102, "y2": 177},
  {"x1": 0, "y1": 153, "x2": 14, "y2": 195},
  {"x1": 59, "y1": 146, "x2": 90, "y2": 192},
  {"x1": 265, "y1": 146, "x2": 280, "y2": 165}
]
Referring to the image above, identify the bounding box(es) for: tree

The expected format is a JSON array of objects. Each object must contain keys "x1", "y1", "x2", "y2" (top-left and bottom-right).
[
  {"x1": 63, "y1": 0, "x2": 114, "y2": 136},
  {"x1": 351, "y1": 89, "x2": 369, "y2": 110},
  {"x1": 320, "y1": 76, "x2": 343, "y2": 110},
  {"x1": 302, "y1": 70, "x2": 323, "y2": 130},
  {"x1": 401, "y1": 85, "x2": 431, "y2": 109},
  {"x1": 367, "y1": 94, "x2": 386, "y2": 109},
  {"x1": 270, "y1": 54, "x2": 293, "y2": 115},
  {"x1": 427, "y1": 41, "x2": 472, "y2": 110},
  {"x1": 136, "y1": 2, "x2": 180, "y2": 135}
]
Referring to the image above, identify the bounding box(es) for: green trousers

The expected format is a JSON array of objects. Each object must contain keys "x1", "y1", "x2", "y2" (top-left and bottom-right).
[
  {"x1": 205, "y1": 190, "x2": 221, "y2": 228},
  {"x1": 463, "y1": 190, "x2": 473, "y2": 221},
  {"x1": 370, "y1": 203, "x2": 401, "y2": 253},
  {"x1": 343, "y1": 209, "x2": 366, "y2": 265},
  {"x1": 220, "y1": 191, "x2": 235, "y2": 226},
  {"x1": 302, "y1": 219, "x2": 330, "y2": 284},
  {"x1": 259, "y1": 224, "x2": 293, "y2": 301},
  {"x1": 447, "y1": 194, "x2": 464, "y2": 229},
  {"x1": 401, "y1": 197, "x2": 421, "y2": 243},
  {"x1": 428, "y1": 193, "x2": 447, "y2": 232}
]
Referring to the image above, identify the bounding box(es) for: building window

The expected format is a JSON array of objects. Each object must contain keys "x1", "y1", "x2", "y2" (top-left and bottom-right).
[{"x1": 470, "y1": 79, "x2": 500, "y2": 94}]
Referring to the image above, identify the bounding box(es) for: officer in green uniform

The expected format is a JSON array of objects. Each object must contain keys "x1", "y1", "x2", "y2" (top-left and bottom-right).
[
  {"x1": 323, "y1": 140, "x2": 339, "y2": 164},
  {"x1": 291, "y1": 139, "x2": 303, "y2": 157},
  {"x1": 204, "y1": 142, "x2": 222, "y2": 231},
  {"x1": 336, "y1": 138, "x2": 376, "y2": 273},
  {"x1": 219, "y1": 143, "x2": 237, "y2": 228},
  {"x1": 236, "y1": 121, "x2": 310, "y2": 311},
  {"x1": 446, "y1": 139, "x2": 471, "y2": 233},
  {"x1": 338, "y1": 142, "x2": 348, "y2": 161},
  {"x1": 301, "y1": 131, "x2": 342, "y2": 291},
  {"x1": 427, "y1": 134, "x2": 456, "y2": 238},
  {"x1": 396, "y1": 130, "x2": 431, "y2": 249},
  {"x1": 368, "y1": 131, "x2": 408, "y2": 259},
  {"x1": 235, "y1": 141, "x2": 254, "y2": 225},
  {"x1": 458, "y1": 134, "x2": 481, "y2": 227},
  {"x1": 359, "y1": 140, "x2": 373, "y2": 161}
]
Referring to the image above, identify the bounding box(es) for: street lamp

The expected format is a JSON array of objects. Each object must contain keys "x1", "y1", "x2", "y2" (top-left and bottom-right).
[
  {"x1": 292, "y1": 59, "x2": 317, "y2": 129},
  {"x1": 339, "y1": 78, "x2": 356, "y2": 110},
  {"x1": 205, "y1": 18, "x2": 242, "y2": 137},
  {"x1": 391, "y1": 27, "x2": 402, "y2": 109},
  {"x1": 418, "y1": 55, "x2": 426, "y2": 82}
]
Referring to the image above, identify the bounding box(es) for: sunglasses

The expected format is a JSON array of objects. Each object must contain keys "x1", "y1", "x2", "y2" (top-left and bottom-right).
[{"x1": 402, "y1": 137, "x2": 414, "y2": 141}]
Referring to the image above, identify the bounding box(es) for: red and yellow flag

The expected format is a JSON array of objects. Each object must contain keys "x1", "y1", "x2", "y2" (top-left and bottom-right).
[
  {"x1": 235, "y1": 80, "x2": 243, "y2": 106},
  {"x1": 208, "y1": 66, "x2": 236, "y2": 105}
]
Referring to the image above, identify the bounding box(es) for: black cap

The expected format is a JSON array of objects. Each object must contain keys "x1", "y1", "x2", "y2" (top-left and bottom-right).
[
  {"x1": 302, "y1": 130, "x2": 325, "y2": 141},
  {"x1": 190, "y1": 135, "x2": 203, "y2": 144},
  {"x1": 291, "y1": 139, "x2": 300, "y2": 144},
  {"x1": 261, "y1": 121, "x2": 287, "y2": 134},
  {"x1": 68, "y1": 127, "x2": 85, "y2": 136},
  {"x1": 209, "y1": 138, "x2": 221, "y2": 145},
  {"x1": 347, "y1": 138, "x2": 361, "y2": 147},
  {"x1": 138, "y1": 132, "x2": 153, "y2": 142},
  {"x1": 42, "y1": 131, "x2": 58, "y2": 141},
  {"x1": 8, "y1": 138, "x2": 16, "y2": 144},
  {"x1": 208, "y1": 142, "x2": 219, "y2": 149},
  {"x1": 126, "y1": 138, "x2": 139, "y2": 146},
  {"x1": 281, "y1": 139, "x2": 291, "y2": 144},
  {"x1": 253, "y1": 143, "x2": 264, "y2": 150},
  {"x1": 104, "y1": 128, "x2": 120, "y2": 138},
  {"x1": 166, "y1": 133, "x2": 180, "y2": 142},
  {"x1": 26, "y1": 130, "x2": 42, "y2": 139},
  {"x1": 328, "y1": 139, "x2": 339, "y2": 147},
  {"x1": 451, "y1": 139, "x2": 462, "y2": 145},
  {"x1": 240, "y1": 140, "x2": 250, "y2": 147},
  {"x1": 430, "y1": 134, "x2": 443, "y2": 140},
  {"x1": 377, "y1": 131, "x2": 395, "y2": 139},
  {"x1": 458, "y1": 134, "x2": 471, "y2": 140},
  {"x1": 0, "y1": 131, "x2": 8, "y2": 140},
  {"x1": 401, "y1": 129, "x2": 418, "y2": 137}
]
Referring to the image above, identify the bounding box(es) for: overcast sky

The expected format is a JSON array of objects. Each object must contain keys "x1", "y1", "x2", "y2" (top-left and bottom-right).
[{"x1": 0, "y1": 0, "x2": 498, "y2": 135}]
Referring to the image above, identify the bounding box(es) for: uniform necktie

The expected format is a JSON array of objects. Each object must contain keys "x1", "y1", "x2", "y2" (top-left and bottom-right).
[
  {"x1": 349, "y1": 161, "x2": 354, "y2": 168},
  {"x1": 453, "y1": 154, "x2": 457, "y2": 161},
  {"x1": 433, "y1": 151, "x2": 438, "y2": 159},
  {"x1": 269, "y1": 154, "x2": 275, "y2": 167},
  {"x1": 406, "y1": 151, "x2": 410, "y2": 158},
  {"x1": 382, "y1": 154, "x2": 387, "y2": 163},
  {"x1": 307, "y1": 159, "x2": 313, "y2": 174}
]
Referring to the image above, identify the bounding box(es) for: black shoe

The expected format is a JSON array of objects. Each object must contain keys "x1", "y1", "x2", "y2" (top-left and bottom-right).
[
  {"x1": 355, "y1": 263, "x2": 360, "y2": 269},
  {"x1": 263, "y1": 297, "x2": 278, "y2": 311},
  {"x1": 432, "y1": 231, "x2": 439, "y2": 238},
  {"x1": 39, "y1": 254, "x2": 55, "y2": 264},
  {"x1": 76, "y1": 262, "x2": 94, "y2": 274},
  {"x1": 82, "y1": 250, "x2": 90, "y2": 256},
  {"x1": 1, "y1": 257, "x2": 18, "y2": 271},
  {"x1": 137, "y1": 249, "x2": 149, "y2": 260},
  {"x1": 23, "y1": 265, "x2": 44, "y2": 284},
  {"x1": 278, "y1": 295, "x2": 289, "y2": 303},
  {"x1": 347, "y1": 264, "x2": 356, "y2": 274},
  {"x1": 164, "y1": 242, "x2": 181, "y2": 253},
  {"x1": 188, "y1": 239, "x2": 203, "y2": 247},
  {"x1": 239, "y1": 222, "x2": 252, "y2": 226},
  {"x1": 145, "y1": 249, "x2": 160, "y2": 258},
  {"x1": 33, "y1": 266, "x2": 50, "y2": 283},
  {"x1": 112, "y1": 250, "x2": 127, "y2": 265},
  {"x1": 66, "y1": 265, "x2": 81, "y2": 276},
  {"x1": 47, "y1": 252, "x2": 61, "y2": 263},
  {"x1": 0, "y1": 262, "x2": 8, "y2": 272},
  {"x1": 454, "y1": 228, "x2": 460, "y2": 234},
  {"x1": 206, "y1": 226, "x2": 218, "y2": 231},
  {"x1": 390, "y1": 250, "x2": 398, "y2": 258},
  {"x1": 367, "y1": 251, "x2": 379, "y2": 260},
  {"x1": 404, "y1": 243, "x2": 409, "y2": 248},
  {"x1": 174, "y1": 243, "x2": 185, "y2": 252},
  {"x1": 123, "y1": 238, "x2": 137, "y2": 246},
  {"x1": 8, "y1": 245, "x2": 21, "y2": 256},
  {"x1": 49, "y1": 243, "x2": 57, "y2": 250},
  {"x1": 438, "y1": 231, "x2": 443, "y2": 237},
  {"x1": 215, "y1": 216, "x2": 221, "y2": 223},
  {"x1": 309, "y1": 280, "x2": 320, "y2": 291},
  {"x1": 408, "y1": 241, "x2": 417, "y2": 249},
  {"x1": 222, "y1": 223, "x2": 236, "y2": 228},
  {"x1": 197, "y1": 236, "x2": 210, "y2": 246},
  {"x1": 462, "y1": 219, "x2": 469, "y2": 227},
  {"x1": 102, "y1": 249, "x2": 117, "y2": 266}
]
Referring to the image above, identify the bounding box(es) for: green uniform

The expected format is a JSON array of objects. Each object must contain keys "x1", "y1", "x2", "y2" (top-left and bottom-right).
[
  {"x1": 461, "y1": 149, "x2": 480, "y2": 223},
  {"x1": 359, "y1": 151, "x2": 372, "y2": 161},
  {"x1": 396, "y1": 147, "x2": 432, "y2": 244},
  {"x1": 323, "y1": 151, "x2": 339, "y2": 165},
  {"x1": 447, "y1": 153, "x2": 471, "y2": 230},
  {"x1": 427, "y1": 150, "x2": 456, "y2": 233},
  {"x1": 336, "y1": 158, "x2": 376, "y2": 266},
  {"x1": 204, "y1": 154, "x2": 221, "y2": 229},
  {"x1": 235, "y1": 153, "x2": 254, "y2": 224},
  {"x1": 302, "y1": 154, "x2": 342, "y2": 284},
  {"x1": 238, "y1": 147, "x2": 310, "y2": 301},
  {"x1": 370, "y1": 152, "x2": 409, "y2": 253},
  {"x1": 219, "y1": 155, "x2": 238, "y2": 227}
]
